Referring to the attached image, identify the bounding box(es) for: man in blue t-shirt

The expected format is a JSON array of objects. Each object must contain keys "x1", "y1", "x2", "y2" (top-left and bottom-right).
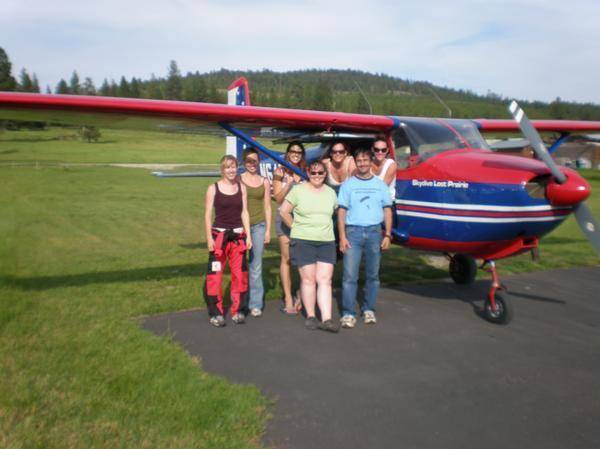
[{"x1": 337, "y1": 147, "x2": 393, "y2": 328}]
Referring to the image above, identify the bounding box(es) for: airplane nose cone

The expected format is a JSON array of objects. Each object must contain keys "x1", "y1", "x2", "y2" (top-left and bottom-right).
[{"x1": 545, "y1": 170, "x2": 591, "y2": 206}]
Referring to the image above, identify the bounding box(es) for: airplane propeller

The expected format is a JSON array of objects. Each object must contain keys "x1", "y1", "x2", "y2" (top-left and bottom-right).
[{"x1": 508, "y1": 101, "x2": 600, "y2": 254}]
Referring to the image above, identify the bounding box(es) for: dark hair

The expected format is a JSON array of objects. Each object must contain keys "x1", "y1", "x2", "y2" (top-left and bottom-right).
[
  {"x1": 242, "y1": 147, "x2": 259, "y2": 161},
  {"x1": 284, "y1": 141, "x2": 307, "y2": 171},
  {"x1": 326, "y1": 141, "x2": 348, "y2": 159},
  {"x1": 353, "y1": 147, "x2": 374, "y2": 161},
  {"x1": 286, "y1": 141, "x2": 306, "y2": 155},
  {"x1": 372, "y1": 134, "x2": 387, "y2": 146}
]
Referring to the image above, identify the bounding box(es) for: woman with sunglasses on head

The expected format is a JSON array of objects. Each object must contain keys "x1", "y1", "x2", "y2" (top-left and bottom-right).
[
  {"x1": 240, "y1": 148, "x2": 272, "y2": 317},
  {"x1": 371, "y1": 135, "x2": 397, "y2": 200},
  {"x1": 204, "y1": 155, "x2": 252, "y2": 327},
  {"x1": 272, "y1": 142, "x2": 306, "y2": 315},
  {"x1": 279, "y1": 161, "x2": 339, "y2": 333},
  {"x1": 322, "y1": 141, "x2": 356, "y2": 193}
]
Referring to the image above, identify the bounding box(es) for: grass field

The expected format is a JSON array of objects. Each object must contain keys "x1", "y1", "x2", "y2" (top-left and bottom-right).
[{"x1": 1, "y1": 127, "x2": 599, "y2": 448}]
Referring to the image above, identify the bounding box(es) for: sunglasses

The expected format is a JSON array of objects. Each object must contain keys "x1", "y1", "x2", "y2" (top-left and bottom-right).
[
  {"x1": 331, "y1": 150, "x2": 346, "y2": 155},
  {"x1": 372, "y1": 147, "x2": 388, "y2": 153},
  {"x1": 244, "y1": 158, "x2": 258, "y2": 164},
  {"x1": 288, "y1": 150, "x2": 303, "y2": 155},
  {"x1": 309, "y1": 171, "x2": 325, "y2": 176}
]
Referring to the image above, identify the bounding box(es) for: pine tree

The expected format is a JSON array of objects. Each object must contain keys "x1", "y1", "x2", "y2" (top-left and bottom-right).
[
  {"x1": 99, "y1": 79, "x2": 110, "y2": 96},
  {"x1": 56, "y1": 79, "x2": 69, "y2": 94},
  {"x1": 311, "y1": 80, "x2": 333, "y2": 111},
  {"x1": 129, "y1": 77, "x2": 141, "y2": 98},
  {"x1": 82, "y1": 77, "x2": 96, "y2": 95},
  {"x1": 109, "y1": 80, "x2": 118, "y2": 97},
  {"x1": 31, "y1": 74, "x2": 40, "y2": 93},
  {"x1": 0, "y1": 47, "x2": 17, "y2": 91},
  {"x1": 145, "y1": 74, "x2": 163, "y2": 99},
  {"x1": 18, "y1": 68, "x2": 33, "y2": 92},
  {"x1": 165, "y1": 60, "x2": 182, "y2": 100},
  {"x1": 182, "y1": 75, "x2": 207, "y2": 102},
  {"x1": 118, "y1": 76, "x2": 131, "y2": 97},
  {"x1": 69, "y1": 71, "x2": 81, "y2": 94}
]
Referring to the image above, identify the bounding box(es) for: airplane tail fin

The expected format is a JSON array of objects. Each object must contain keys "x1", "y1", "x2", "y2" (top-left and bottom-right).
[{"x1": 226, "y1": 77, "x2": 251, "y2": 159}]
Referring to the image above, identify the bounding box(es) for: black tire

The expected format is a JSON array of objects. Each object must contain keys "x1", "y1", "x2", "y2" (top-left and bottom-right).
[
  {"x1": 483, "y1": 291, "x2": 513, "y2": 325},
  {"x1": 449, "y1": 254, "x2": 477, "y2": 284}
]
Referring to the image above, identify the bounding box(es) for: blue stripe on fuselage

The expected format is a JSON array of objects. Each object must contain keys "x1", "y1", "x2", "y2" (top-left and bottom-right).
[{"x1": 393, "y1": 179, "x2": 567, "y2": 242}]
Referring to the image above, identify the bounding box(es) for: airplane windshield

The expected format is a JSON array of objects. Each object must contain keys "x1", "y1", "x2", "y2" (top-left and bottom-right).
[{"x1": 394, "y1": 118, "x2": 489, "y2": 162}]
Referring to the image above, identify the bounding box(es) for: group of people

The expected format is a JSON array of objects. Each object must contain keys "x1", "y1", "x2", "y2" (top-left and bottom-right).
[{"x1": 203, "y1": 136, "x2": 397, "y2": 332}]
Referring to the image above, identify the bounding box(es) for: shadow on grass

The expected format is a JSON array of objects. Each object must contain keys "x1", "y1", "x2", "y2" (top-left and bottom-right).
[
  {"x1": 1, "y1": 263, "x2": 204, "y2": 291},
  {"x1": 1, "y1": 255, "x2": 285, "y2": 292}
]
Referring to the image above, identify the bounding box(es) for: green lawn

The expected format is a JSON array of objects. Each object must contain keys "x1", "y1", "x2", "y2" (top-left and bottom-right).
[{"x1": 1, "y1": 128, "x2": 599, "y2": 448}]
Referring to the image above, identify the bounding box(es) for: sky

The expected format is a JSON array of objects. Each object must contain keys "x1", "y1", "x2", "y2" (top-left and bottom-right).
[{"x1": 2, "y1": 0, "x2": 599, "y2": 105}]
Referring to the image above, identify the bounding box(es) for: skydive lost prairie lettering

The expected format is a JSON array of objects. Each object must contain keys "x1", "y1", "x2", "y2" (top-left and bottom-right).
[{"x1": 412, "y1": 179, "x2": 469, "y2": 189}]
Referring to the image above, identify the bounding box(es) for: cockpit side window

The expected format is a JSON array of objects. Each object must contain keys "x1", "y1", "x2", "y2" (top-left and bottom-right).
[
  {"x1": 391, "y1": 127, "x2": 413, "y2": 169},
  {"x1": 393, "y1": 118, "x2": 490, "y2": 165}
]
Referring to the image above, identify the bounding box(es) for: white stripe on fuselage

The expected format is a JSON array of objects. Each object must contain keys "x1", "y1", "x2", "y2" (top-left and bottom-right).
[
  {"x1": 396, "y1": 210, "x2": 567, "y2": 223},
  {"x1": 394, "y1": 199, "x2": 569, "y2": 212}
]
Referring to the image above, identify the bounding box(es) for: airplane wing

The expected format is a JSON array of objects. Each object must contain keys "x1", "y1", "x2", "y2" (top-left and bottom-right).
[
  {"x1": 475, "y1": 119, "x2": 600, "y2": 133},
  {"x1": 0, "y1": 92, "x2": 394, "y2": 135}
]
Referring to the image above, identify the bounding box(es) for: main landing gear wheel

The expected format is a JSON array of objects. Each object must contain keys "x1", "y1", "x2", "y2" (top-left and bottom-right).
[
  {"x1": 483, "y1": 291, "x2": 513, "y2": 325},
  {"x1": 449, "y1": 254, "x2": 477, "y2": 284}
]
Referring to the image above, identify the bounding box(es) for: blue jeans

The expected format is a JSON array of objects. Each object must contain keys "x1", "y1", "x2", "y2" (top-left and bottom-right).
[
  {"x1": 248, "y1": 222, "x2": 266, "y2": 310},
  {"x1": 342, "y1": 225, "x2": 382, "y2": 317}
]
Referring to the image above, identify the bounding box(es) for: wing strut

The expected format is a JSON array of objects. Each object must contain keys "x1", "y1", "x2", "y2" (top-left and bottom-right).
[
  {"x1": 548, "y1": 132, "x2": 570, "y2": 154},
  {"x1": 219, "y1": 123, "x2": 308, "y2": 180}
]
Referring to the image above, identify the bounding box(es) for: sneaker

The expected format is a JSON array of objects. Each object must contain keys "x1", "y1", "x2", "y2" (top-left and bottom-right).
[
  {"x1": 319, "y1": 319, "x2": 340, "y2": 333},
  {"x1": 363, "y1": 310, "x2": 377, "y2": 325},
  {"x1": 340, "y1": 315, "x2": 356, "y2": 329},
  {"x1": 209, "y1": 315, "x2": 226, "y2": 327},
  {"x1": 305, "y1": 316, "x2": 319, "y2": 330},
  {"x1": 232, "y1": 313, "x2": 246, "y2": 324},
  {"x1": 250, "y1": 308, "x2": 262, "y2": 317}
]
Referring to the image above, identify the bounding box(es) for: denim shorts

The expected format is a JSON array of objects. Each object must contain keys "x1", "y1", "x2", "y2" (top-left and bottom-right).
[
  {"x1": 290, "y1": 238, "x2": 337, "y2": 267},
  {"x1": 275, "y1": 212, "x2": 291, "y2": 237}
]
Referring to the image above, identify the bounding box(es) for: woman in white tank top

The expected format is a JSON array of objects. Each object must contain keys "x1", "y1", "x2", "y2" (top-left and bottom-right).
[
  {"x1": 322, "y1": 142, "x2": 356, "y2": 192},
  {"x1": 371, "y1": 136, "x2": 397, "y2": 200}
]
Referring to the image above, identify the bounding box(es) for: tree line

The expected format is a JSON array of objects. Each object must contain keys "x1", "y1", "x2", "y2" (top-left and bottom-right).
[{"x1": 2, "y1": 46, "x2": 600, "y2": 120}]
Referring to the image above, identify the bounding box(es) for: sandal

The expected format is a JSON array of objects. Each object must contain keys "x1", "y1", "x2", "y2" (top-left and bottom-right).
[
  {"x1": 293, "y1": 296, "x2": 303, "y2": 312},
  {"x1": 279, "y1": 305, "x2": 298, "y2": 316}
]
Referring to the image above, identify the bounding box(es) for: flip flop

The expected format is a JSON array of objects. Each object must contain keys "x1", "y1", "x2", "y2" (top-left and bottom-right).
[{"x1": 279, "y1": 306, "x2": 298, "y2": 316}]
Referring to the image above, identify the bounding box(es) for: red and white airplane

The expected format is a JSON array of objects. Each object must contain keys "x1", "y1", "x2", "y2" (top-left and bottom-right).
[{"x1": 2, "y1": 77, "x2": 599, "y2": 324}]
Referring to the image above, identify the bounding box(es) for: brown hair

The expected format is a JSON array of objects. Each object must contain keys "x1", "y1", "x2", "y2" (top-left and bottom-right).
[{"x1": 242, "y1": 147, "x2": 259, "y2": 161}]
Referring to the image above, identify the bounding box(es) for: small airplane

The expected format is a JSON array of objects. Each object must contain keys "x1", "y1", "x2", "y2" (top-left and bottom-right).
[{"x1": 2, "y1": 77, "x2": 600, "y2": 325}]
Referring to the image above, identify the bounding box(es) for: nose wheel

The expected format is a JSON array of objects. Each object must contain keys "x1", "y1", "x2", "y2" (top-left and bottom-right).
[{"x1": 481, "y1": 261, "x2": 513, "y2": 324}]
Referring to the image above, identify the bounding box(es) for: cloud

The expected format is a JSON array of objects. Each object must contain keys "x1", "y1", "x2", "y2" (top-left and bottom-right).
[{"x1": 2, "y1": 0, "x2": 600, "y2": 104}]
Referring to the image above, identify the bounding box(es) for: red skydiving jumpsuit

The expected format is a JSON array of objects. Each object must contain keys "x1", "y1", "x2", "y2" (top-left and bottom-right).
[{"x1": 204, "y1": 181, "x2": 249, "y2": 317}]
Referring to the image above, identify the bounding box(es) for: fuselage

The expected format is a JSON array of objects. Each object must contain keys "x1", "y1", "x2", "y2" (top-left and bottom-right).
[{"x1": 389, "y1": 118, "x2": 590, "y2": 259}]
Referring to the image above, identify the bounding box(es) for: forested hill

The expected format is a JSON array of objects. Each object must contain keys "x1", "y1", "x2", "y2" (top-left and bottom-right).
[{"x1": 75, "y1": 66, "x2": 600, "y2": 120}]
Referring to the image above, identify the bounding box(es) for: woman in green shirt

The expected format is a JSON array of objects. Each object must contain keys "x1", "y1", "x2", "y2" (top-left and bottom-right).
[
  {"x1": 280, "y1": 161, "x2": 339, "y2": 332},
  {"x1": 240, "y1": 148, "x2": 272, "y2": 317}
]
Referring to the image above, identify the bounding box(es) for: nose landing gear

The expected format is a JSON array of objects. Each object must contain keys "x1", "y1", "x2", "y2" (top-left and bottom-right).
[
  {"x1": 448, "y1": 254, "x2": 514, "y2": 324},
  {"x1": 481, "y1": 260, "x2": 513, "y2": 324}
]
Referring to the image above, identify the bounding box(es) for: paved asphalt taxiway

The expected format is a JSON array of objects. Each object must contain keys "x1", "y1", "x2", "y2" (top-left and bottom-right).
[{"x1": 144, "y1": 267, "x2": 600, "y2": 449}]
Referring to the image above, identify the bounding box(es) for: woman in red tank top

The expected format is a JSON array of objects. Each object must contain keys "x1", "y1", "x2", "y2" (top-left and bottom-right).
[{"x1": 203, "y1": 155, "x2": 252, "y2": 327}]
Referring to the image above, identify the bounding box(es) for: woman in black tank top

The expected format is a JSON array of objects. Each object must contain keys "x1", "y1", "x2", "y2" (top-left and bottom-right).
[{"x1": 203, "y1": 155, "x2": 252, "y2": 327}]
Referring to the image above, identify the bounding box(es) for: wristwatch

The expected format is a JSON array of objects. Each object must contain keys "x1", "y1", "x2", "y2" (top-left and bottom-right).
[{"x1": 384, "y1": 234, "x2": 391, "y2": 239}]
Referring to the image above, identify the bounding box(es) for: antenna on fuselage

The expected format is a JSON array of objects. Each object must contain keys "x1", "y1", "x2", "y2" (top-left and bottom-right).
[
  {"x1": 426, "y1": 85, "x2": 452, "y2": 118},
  {"x1": 353, "y1": 81, "x2": 373, "y2": 115}
]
